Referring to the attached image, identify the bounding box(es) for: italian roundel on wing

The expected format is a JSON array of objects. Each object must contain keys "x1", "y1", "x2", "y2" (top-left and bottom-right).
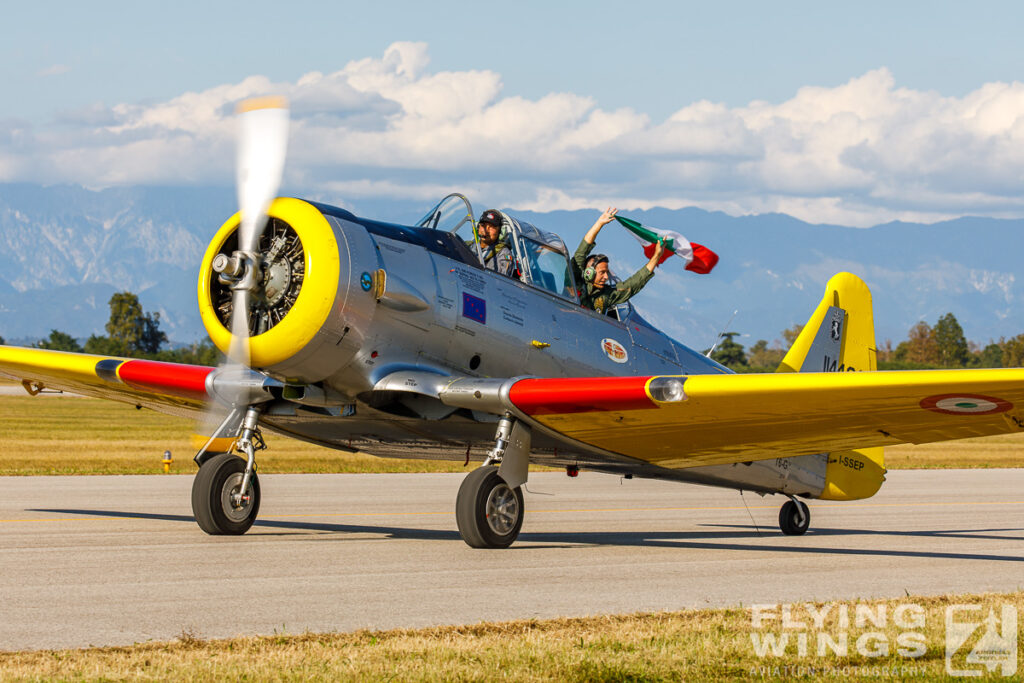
[{"x1": 615, "y1": 215, "x2": 719, "y2": 274}]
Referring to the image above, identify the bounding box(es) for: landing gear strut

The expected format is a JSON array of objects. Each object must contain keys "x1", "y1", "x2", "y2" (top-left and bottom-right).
[
  {"x1": 191, "y1": 406, "x2": 265, "y2": 535},
  {"x1": 456, "y1": 414, "x2": 530, "y2": 548},
  {"x1": 779, "y1": 496, "x2": 810, "y2": 535}
]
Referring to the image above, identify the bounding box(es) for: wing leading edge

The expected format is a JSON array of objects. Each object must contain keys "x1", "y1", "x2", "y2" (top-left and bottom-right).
[
  {"x1": 497, "y1": 369, "x2": 1024, "y2": 469},
  {"x1": 0, "y1": 345, "x2": 212, "y2": 418}
]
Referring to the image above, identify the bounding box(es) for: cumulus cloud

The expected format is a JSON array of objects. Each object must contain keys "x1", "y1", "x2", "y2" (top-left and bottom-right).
[{"x1": 4, "y1": 43, "x2": 1024, "y2": 226}]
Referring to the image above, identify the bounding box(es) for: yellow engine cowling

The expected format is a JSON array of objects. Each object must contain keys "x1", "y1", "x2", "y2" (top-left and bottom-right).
[{"x1": 197, "y1": 197, "x2": 378, "y2": 384}]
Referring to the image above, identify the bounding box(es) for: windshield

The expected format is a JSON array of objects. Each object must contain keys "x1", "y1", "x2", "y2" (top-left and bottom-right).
[
  {"x1": 519, "y1": 238, "x2": 576, "y2": 299},
  {"x1": 413, "y1": 196, "x2": 580, "y2": 300},
  {"x1": 609, "y1": 301, "x2": 632, "y2": 321},
  {"x1": 415, "y1": 193, "x2": 474, "y2": 234}
]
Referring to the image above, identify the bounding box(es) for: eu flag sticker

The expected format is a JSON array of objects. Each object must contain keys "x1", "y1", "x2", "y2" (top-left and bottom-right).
[{"x1": 462, "y1": 293, "x2": 486, "y2": 324}]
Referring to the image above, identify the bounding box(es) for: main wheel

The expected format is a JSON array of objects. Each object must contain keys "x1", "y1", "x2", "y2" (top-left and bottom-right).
[
  {"x1": 779, "y1": 499, "x2": 810, "y2": 536},
  {"x1": 191, "y1": 453, "x2": 261, "y2": 535},
  {"x1": 456, "y1": 465, "x2": 524, "y2": 549}
]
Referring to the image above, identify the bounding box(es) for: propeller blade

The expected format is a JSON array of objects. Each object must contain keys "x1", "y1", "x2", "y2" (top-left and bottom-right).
[
  {"x1": 236, "y1": 96, "x2": 289, "y2": 254},
  {"x1": 227, "y1": 286, "x2": 252, "y2": 372},
  {"x1": 192, "y1": 96, "x2": 289, "y2": 460}
]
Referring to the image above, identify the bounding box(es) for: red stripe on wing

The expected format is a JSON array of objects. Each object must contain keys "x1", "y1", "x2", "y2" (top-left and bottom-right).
[
  {"x1": 117, "y1": 360, "x2": 213, "y2": 401},
  {"x1": 508, "y1": 376, "x2": 655, "y2": 415}
]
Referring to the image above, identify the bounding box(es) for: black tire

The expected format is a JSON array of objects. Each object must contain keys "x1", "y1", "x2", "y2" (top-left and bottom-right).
[
  {"x1": 191, "y1": 453, "x2": 261, "y2": 535},
  {"x1": 456, "y1": 465, "x2": 524, "y2": 549},
  {"x1": 779, "y1": 499, "x2": 810, "y2": 536}
]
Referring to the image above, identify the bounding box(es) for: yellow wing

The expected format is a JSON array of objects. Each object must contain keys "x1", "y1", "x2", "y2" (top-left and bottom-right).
[
  {"x1": 505, "y1": 369, "x2": 1024, "y2": 469},
  {"x1": 0, "y1": 345, "x2": 212, "y2": 418}
]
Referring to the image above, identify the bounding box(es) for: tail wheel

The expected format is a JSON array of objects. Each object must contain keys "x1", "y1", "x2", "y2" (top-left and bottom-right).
[
  {"x1": 191, "y1": 453, "x2": 261, "y2": 535},
  {"x1": 779, "y1": 499, "x2": 810, "y2": 536},
  {"x1": 456, "y1": 465, "x2": 524, "y2": 549}
]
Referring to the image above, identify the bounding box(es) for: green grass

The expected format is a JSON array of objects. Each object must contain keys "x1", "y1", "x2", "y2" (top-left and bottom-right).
[
  {"x1": 1, "y1": 392, "x2": 1023, "y2": 475},
  {"x1": 1, "y1": 592, "x2": 1021, "y2": 681}
]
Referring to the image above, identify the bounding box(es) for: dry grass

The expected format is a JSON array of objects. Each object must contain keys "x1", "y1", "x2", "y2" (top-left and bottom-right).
[
  {"x1": 1, "y1": 592, "x2": 1021, "y2": 681},
  {"x1": 886, "y1": 433, "x2": 1024, "y2": 469},
  {"x1": 0, "y1": 395, "x2": 467, "y2": 475},
  {"x1": 2, "y1": 393, "x2": 1023, "y2": 475}
]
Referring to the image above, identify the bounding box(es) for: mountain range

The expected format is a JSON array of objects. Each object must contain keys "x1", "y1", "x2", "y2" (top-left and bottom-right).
[{"x1": 1, "y1": 183, "x2": 1020, "y2": 352}]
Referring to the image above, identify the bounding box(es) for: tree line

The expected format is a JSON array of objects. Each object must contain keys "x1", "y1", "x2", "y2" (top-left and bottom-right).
[
  {"x1": 2, "y1": 292, "x2": 222, "y2": 366},
  {"x1": 709, "y1": 312, "x2": 1021, "y2": 372}
]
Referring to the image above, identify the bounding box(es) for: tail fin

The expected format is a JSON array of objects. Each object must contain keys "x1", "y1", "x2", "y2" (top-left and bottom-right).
[
  {"x1": 780, "y1": 272, "x2": 886, "y2": 501},
  {"x1": 778, "y1": 272, "x2": 877, "y2": 374}
]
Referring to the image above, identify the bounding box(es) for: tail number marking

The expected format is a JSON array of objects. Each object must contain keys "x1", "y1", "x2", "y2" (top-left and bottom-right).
[
  {"x1": 832, "y1": 454, "x2": 865, "y2": 471},
  {"x1": 823, "y1": 355, "x2": 858, "y2": 372}
]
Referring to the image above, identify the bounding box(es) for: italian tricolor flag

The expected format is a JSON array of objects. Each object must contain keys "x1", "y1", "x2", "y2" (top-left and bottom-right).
[{"x1": 615, "y1": 215, "x2": 719, "y2": 274}]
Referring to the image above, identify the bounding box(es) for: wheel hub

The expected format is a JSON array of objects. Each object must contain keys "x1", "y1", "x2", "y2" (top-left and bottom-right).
[
  {"x1": 485, "y1": 483, "x2": 520, "y2": 535},
  {"x1": 221, "y1": 472, "x2": 254, "y2": 523}
]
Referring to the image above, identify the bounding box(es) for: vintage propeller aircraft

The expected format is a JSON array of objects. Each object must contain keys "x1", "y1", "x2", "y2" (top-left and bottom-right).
[{"x1": 3, "y1": 99, "x2": 1024, "y2": 549}]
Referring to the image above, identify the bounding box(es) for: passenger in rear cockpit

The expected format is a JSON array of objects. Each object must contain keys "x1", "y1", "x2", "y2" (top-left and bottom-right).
[
  {"x1": 469, "y1": 209, "x2": 514, "y2": 276},
  {"x1": 573, "y1": 207, "x2": 664, "y2": 314}
]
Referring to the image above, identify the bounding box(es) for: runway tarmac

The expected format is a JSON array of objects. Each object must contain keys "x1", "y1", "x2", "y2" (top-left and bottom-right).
[{"x1": 0, "y1": 469, "x2": 1022, "y2": 651}]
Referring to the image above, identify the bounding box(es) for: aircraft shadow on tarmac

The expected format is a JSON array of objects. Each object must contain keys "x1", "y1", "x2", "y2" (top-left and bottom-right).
[{"x1": 28, "y1": 508, "x2": 1024, "y2": 562}]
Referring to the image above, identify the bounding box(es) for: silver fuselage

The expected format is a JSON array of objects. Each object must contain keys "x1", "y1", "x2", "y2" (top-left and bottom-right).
[{"x1": 255, "y1": 202, "x2": 828, "y2": 499}]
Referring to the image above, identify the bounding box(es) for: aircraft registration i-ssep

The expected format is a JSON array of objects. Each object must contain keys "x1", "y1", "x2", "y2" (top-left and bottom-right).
[{"x1": 3, "y1": 98, "x2": 1024, "y2": 549}]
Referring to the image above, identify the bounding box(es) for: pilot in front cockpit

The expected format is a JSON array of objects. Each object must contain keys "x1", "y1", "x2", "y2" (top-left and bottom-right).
[
  {"x1": 469, "y1": 209, "x2": 515, "y2": 276},
  {"x1": 573, "y1": 207, "x2": 665, "y2": 314}
]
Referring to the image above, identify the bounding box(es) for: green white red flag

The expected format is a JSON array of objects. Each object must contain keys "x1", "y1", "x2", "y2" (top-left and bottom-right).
[{"x1": 614, "y1": 215, "x2": 718, "y2": 274}]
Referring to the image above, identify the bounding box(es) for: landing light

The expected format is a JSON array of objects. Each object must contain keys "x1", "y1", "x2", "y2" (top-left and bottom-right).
[{"x1": 648, "y1": 377, "x2": 686, "y2": 403}]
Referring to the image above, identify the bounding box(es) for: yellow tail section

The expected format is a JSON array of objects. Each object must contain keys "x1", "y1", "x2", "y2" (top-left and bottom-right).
[
  {"x1": 778, "y1": 272, "x2": 886, "y2": 501},
  {"x1": 778, "y1": 272, "x2": 878, "y2": 374}
]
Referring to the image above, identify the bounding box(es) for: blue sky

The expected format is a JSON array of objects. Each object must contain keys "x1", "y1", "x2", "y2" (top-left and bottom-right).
[{"x1": 3, "y1": 1, "x2": 1024, "y2": 226}]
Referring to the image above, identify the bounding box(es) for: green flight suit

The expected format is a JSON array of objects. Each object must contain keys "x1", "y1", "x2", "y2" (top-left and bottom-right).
[{"x1": 572, "y1": 238, "x2": 654, "y2": 314}]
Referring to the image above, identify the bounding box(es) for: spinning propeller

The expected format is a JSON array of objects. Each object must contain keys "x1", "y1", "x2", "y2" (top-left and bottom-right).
[{"x1": 194, "y1": 97, "x2": 290, "y2": 487}]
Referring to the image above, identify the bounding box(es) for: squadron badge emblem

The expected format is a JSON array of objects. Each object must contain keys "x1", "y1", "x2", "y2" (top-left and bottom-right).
[{"x1": 601, "y1": 338, "x2": 629, "y2": 364}]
